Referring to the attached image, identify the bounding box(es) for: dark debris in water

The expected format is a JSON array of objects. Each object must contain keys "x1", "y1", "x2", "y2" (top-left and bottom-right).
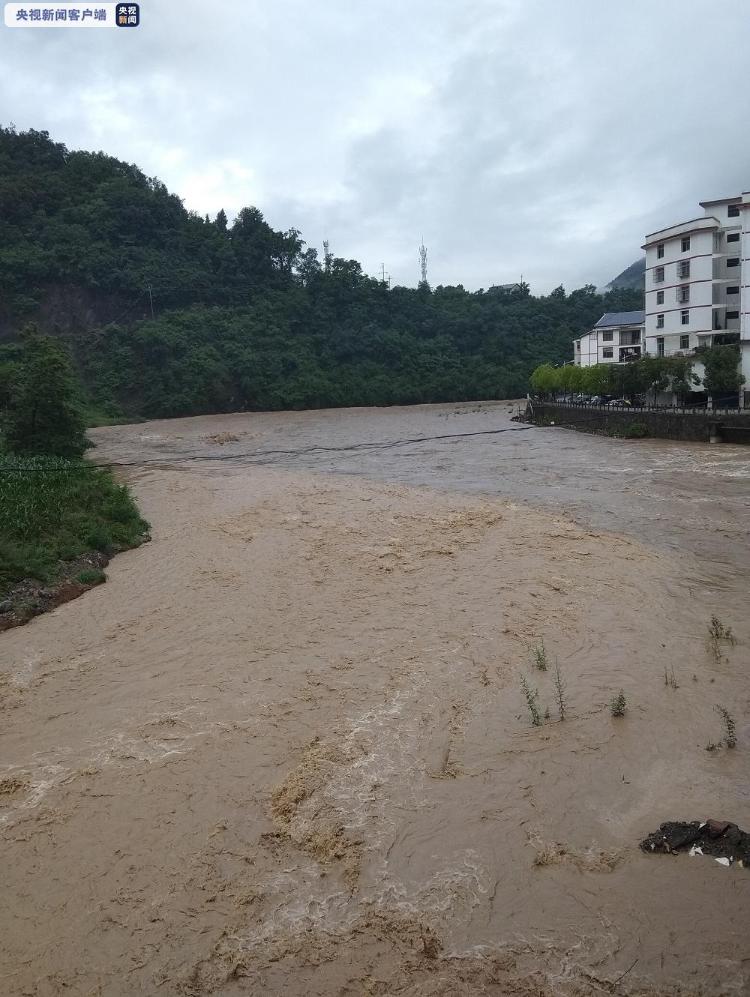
[{"x1": 640, "y1": 820, "x2": 750, "y2": 868}]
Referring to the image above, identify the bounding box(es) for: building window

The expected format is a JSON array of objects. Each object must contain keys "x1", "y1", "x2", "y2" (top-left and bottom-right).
[
  {"x1": 681, "y1": 236, "x2": 690, "y2": 252},
  {"x1": 656, "y1": 337, "x2": 665, "y2": 357},
  {"x1": 654, "y1": 266, "x2": 665, "y2": 283},
  {"x1": 680, "y1": 334, "x2": 690, "y2": 349},
  {"x1": 656, "y1": 290, "x2": 664, "y2": 305},
  {"x1": 657, "y1": 243, "x2": 665, "y2": 258},
  {"x1": 681, "y1": 310, "x2": 689, "y2": 325},
  {"x1": 677, "y1": 285, "x2": 690, "y2": 303},
  {"x1": 728, "y1": 204, "x2": 740, "y2": 217},
  {"x1": 602, "y1": 347, "x2": 613, "y2": 359},
  {"x1": 727, "y1": 258, "x2": 740, "y2": 268},
  {"x1": 678, "y1": 260, "x2": 690, "y2": 279},
  {"x1": 602, "y1": 331, "x2": 613, "y2": 341},
  {"x1": 726, "y1": 311, "x2": 739, "y2": 320},
  {"x1": 657, "y1": 314, "x2": 664, "y2": 329},
  {"x1": 727, "y1": 286, "x2": 740, "y2": 295},
  {"x1": 575, "y1": 340, "x2": 580, "y2": 350},
  {"x1": 727, "y1": 232, "x2": 740, "y2": 242}
]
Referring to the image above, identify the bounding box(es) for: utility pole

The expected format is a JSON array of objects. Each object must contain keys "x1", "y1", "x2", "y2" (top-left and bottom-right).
[
  {"x1": 147, "y1": 283, "x2": 154, "y2": 320},
  {"x1": 323, "y1": 240, "x2": 331, "y2": 274}
]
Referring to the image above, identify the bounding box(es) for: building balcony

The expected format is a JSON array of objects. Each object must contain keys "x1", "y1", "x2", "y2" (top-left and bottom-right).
[
  {"x1": 697, "y1": 332, "x2": 740, "y2": 348},
  {"x1": 618, "y1": 346, "x2": 642, "y2": 362}
]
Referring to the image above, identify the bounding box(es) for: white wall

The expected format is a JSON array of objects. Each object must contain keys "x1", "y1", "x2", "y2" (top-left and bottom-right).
[
  {"x1": 645, "y1": 227, "x2": 715, "y2": 340},
  {"x1": 575, "y1": 331, "x2": 598, "y2": 367},
  {"x1": 643, "y1": 197, "x2": 748, "y2": 402},
  {"x1": 574, "y1": 326, "x2": 643, "y2": 367}
]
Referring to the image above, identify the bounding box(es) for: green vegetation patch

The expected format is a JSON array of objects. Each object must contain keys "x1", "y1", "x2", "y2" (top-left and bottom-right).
[
  {"x1": 622, "y1": 422, "x2": 649, "y2": 439},
  {"x1": 76, "y1": 567, "x2": 106, "y2": 586},
  {"x1": 0, "y1": 455, "x2": 149, "y2": 598}
]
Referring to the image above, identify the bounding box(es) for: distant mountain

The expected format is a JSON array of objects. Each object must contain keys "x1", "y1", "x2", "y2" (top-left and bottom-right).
[{"x1": 605, "y1": 257, "x2": 645, "y2": 292}]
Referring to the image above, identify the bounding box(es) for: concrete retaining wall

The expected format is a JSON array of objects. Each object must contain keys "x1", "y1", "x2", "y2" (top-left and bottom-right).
[{"x1": 528, "y1": 403, "x2": 750, "y2": 444}]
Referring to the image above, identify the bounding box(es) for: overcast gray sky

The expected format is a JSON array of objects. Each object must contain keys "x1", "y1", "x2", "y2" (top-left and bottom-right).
[{"x1": 2, "y1": 0, "x2": 748, "y2": 292}]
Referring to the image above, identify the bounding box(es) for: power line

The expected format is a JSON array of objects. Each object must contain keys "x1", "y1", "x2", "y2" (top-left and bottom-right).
[{"x1": 0, "y1": 425, "x2": 536, "y2": 473}]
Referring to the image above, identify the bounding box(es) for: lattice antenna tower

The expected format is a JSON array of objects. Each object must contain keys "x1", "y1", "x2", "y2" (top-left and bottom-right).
[{"x1": 419, "y1": 238, "x2": 428, "y2": 285}]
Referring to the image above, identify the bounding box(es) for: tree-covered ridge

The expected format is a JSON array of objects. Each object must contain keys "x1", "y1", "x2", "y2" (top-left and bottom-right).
[
  {"x1": 0, "y1": 126, "x2": 643, "y2": 419},
  {"x1": 0, "y1": 126, "x2": 302, "y2": 317}
]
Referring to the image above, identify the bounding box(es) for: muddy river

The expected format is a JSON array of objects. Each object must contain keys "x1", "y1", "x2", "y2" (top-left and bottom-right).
[{"x1": 2, "y1": 402, "x2": 748, "y2": 995}]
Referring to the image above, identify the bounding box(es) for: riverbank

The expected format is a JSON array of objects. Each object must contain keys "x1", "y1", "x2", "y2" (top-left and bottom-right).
[
  {"x1": 524, "y1": 401, "x2": 750, "y2": 443},
  {"x1": 0, "y1": 455, "x2": 150, "y2": 630},
  {"x1": 1, "y1": 406, "x2": 747, "y2": 996}
]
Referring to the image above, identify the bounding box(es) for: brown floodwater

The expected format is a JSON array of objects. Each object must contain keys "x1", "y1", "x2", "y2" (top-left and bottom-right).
[{"x1": 1, "y1": 402, "x2": 748, "y2": 996}]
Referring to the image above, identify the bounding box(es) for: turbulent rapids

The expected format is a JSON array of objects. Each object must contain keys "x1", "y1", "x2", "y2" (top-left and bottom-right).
[{"x1": 1, "y1": 402, "x2": 748, "y2": 996}]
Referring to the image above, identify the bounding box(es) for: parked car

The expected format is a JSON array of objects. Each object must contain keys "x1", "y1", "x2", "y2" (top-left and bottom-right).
[
  {"x1": 589, "y1": 395, "x2": 606, "y2": 406},
  {"x1": 606, "y1": 398, "x2": 632, "y2": 407}
]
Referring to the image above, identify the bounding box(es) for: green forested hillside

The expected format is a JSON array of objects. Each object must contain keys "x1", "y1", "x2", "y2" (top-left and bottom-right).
[{"x1": 0, "y1": 127, "x2": 642, "y2": 419}]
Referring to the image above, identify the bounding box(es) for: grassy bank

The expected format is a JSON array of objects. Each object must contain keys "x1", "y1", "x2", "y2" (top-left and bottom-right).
[{"x1": 0, "y1": 455, "x2": 149, "y2": 602}]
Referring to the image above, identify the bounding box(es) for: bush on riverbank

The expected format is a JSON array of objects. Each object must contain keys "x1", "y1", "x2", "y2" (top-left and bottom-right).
[{"x1": 0, "y1": 455, "x2": 149, "y2": 599}]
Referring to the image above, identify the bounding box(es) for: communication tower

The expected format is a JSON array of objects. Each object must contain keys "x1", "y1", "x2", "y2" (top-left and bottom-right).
[{"x1": 419, "y1": 239, "x2": 428, "y2": 285}]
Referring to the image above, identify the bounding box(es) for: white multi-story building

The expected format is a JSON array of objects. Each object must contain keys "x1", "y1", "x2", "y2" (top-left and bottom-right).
[
  {"x1": 573, "y1": 311, "x2": 644, "y2": 367},
  {"x1": 643, "y1": 192, "x2": 750, "y2": 403}
]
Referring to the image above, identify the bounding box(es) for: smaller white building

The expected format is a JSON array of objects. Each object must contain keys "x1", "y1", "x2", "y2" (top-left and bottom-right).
[{"x1": 573, "y1": 311, "x2": 644, "y2": 367}]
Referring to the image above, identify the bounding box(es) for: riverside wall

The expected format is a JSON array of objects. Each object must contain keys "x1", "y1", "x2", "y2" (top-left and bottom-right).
[{"x1": 527, "y1": 403, "x2": 750, "y2": 444}]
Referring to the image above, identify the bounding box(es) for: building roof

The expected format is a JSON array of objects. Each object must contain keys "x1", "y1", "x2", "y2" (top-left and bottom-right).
[
  {"x1": 594, "y1": 311, "x2": 644, "y2": 329},
  {"x1": 699, "y1": 195, "x2": 741, "y2": 207},
  {"x1": 643, "y1": 216, "x2": 719, "y2": 246}
]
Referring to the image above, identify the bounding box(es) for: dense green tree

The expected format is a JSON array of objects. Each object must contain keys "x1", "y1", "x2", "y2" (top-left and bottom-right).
[
  {"x1": 530, "y1": 363, "x2": 560, "y2": 396},
  {"x1": 4, "y1": 330, "x2": 89, "y2": 457},
  {"x1": 699, "y1": 344, "x2": 744, "y2": 398},
  {"x1": 665, "y1": 357, "x2": 698, "y2": 401},
  {"x1": 580, "y1": 364, "x2": 611, "y2": 395}
]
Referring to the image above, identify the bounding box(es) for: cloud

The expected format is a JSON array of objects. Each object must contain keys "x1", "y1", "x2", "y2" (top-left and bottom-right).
[{"x1": 1, "y1": 0, "x2": 747, "y2": 291}]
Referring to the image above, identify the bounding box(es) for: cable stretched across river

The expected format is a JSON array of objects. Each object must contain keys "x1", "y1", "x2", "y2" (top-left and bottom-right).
[{"x1": 0, "y1": 424, "x2": 536, "y2": 473}]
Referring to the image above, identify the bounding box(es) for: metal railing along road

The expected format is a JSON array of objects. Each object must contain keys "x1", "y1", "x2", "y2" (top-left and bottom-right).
[{"x1": 537, "y1": 399, "x2": 750, "y2": 416}]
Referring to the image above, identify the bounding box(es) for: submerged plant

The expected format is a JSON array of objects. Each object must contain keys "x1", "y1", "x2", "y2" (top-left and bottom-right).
[
  {"x1": 610, "y1": 690, "x2": 627, "y2": 718},
  {"x1": 715, "y1": 705, "x2": 737, "y2": 749},
  {"x1": 554, "y1": 663, "x2": 567, "y2": 721},
  {"x1": 520, "y1": 675, "x2": 542, "y2": 727},
  {"x1": 707, "y1": 616, "x2": 736, "y2": 662},
  {"x1": 708, "y1": 616, "x2": 735, "y2": 644},
  {"x1": 532, "y1": 640, "x2": 548, "y2": 671},
  {"x1": 663, "y1": 665, "x2": 678, "y2": 689}
]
